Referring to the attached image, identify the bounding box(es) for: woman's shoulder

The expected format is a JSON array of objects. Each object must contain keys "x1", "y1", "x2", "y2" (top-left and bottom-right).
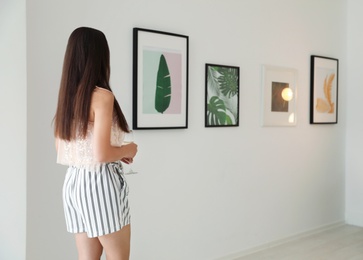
[
  {"x1": 91, "y1": 86, "x2": 115, "y2": 111},
  {"x1": 93, "y1": 86, "x2": 114, "y2": 101},
  {"x1": 94, "y1": 86, "x2": 114, "y2": 96}
]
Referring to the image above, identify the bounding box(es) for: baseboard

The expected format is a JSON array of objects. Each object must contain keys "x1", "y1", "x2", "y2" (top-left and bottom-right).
[
  {"x1": 345, "y1": 210, "x2": 363, "y2": 227},
  {"x1": 215, "y1": 221, "x2": 345, "y2": 260}
]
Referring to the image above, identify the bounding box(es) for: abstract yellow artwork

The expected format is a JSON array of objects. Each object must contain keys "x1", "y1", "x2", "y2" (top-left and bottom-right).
[{"x1": 316, "y1": 73, "x2": 335, "y2": 114}]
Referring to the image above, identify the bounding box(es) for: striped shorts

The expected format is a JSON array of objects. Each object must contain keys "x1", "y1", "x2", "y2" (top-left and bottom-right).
[{"x1": 62, "y1": 161, "x2": 130, "y2": 238}]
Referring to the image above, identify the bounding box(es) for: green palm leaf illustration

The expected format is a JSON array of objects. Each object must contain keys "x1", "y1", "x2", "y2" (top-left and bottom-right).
[
  {"x1": 207, "y1": 96, "x2": 232, "y2": 125},
  {"x1": 217, "y1": 67, "x2": 238, "y2": 98},
  {"x1": 155, "y1": 54, "x2": 171, "y2": 114}
]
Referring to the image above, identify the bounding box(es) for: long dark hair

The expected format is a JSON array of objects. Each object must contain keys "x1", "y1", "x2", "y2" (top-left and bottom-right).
[{"x1": 54, "y1": 27, "x2": 129, "y2": 140}]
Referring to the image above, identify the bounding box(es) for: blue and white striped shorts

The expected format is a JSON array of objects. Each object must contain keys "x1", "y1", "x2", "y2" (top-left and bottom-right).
[{"x1": 62, "y1": 161, "x2": 130, "y2": 238}]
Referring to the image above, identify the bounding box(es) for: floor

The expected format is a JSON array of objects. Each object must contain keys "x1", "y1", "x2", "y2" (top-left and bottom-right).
[{"x1": 236, "y1": 225, "x2": 363, "y2": 260}]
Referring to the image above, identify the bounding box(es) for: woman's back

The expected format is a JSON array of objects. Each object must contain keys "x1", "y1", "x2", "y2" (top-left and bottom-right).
[{"x1": 56, "y1": 87, "x2": 125, "y2": 167}]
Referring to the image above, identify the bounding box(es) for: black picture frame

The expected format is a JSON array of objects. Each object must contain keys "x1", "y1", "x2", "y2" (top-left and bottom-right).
[
  {"x1": 133, "y1": 28, "x2": 189, "y2": 130},
  {"x1": 310, "y1": 55, "x2": 339, "y2": 124},
  {"x1": 205, "y1": 63, "x2": 240, "y2": 127}
]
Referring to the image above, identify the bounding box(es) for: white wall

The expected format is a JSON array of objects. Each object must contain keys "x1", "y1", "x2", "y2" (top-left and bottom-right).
[
  {"x1": 345, "y1": 0, "x2": 363, "y2": 226},
  {"x1": 0, "y1": 0, "x2": 27, "y2": 259},
  {"x1": 25, "y1": 0, "x2": 346, "y2": 259}
]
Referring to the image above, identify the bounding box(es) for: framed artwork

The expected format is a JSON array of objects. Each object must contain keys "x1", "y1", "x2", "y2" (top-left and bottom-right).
[
  {"x1": 205, "y1": 64, "x2": 240, "y2": 127},
  {"x1": 310, "y1": 55, "x2": 339, "y2": 124},
  {"x1": 133, "y1": 28, "x2": 189, "y2": 129},
  {"x1": 262, "y1": 65, "x2": 297, "y2": 126}
]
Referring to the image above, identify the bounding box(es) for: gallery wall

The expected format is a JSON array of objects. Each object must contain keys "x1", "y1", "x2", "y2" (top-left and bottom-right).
[
  {"x1": 5, "y1": 0, "x2": 347, "y2": 259},
  {"x1": 345, "y1": 0, "x2": 363, "y2": 226},
  {"x1": 0, "y1": 0, "x2": 27, "y2": 259}
]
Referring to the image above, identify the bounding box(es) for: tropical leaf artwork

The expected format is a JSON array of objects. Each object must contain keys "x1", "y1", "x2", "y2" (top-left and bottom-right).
[
  {"x1": 206, "y1": 65, "x2": 239, "y2": 126},
  {"x1": 316, "y1": 73, "x2": 335, "y2": 113},
  {"x1": 207, "y1": 96, "x2": 233, "y2": 125},
  {"x1": 155, "y1": 54, "x2": 171, "y2": 114},
  {"x1": 218, "y1": 67, "x2": 239, "y2": 98}
]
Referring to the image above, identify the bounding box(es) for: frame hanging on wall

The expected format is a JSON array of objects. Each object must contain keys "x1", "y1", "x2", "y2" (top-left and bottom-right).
[
  {"x1": 261, "y1": 65, "x2": 298, "y2": 126},
  {"x1": 310, "y1": 55, "x2": 339, "y2": 124},
  {"x1": 132, "y1": 28, "x2": 189, "y2": 130},
  {"x1": 205, "y1": 63, "x2": 240, "y2": 127}
]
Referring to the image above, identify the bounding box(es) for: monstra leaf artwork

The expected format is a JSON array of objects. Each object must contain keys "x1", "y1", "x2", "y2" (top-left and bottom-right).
[
  {"x1": 316, "y1": 73, "x2": 335, "y2": 113},
  {"x1": 217, "y1": 67, "x2": 238, "y2": 98},
  {"x1": 207, "y1": 96, "x2": 232, "y2": 125},
  {"x1": 206, "y1": 65, "x2": 238, "y2": 126},
  {"x1": 155, "y1": 54, "x2": 171, "y2": 114}
]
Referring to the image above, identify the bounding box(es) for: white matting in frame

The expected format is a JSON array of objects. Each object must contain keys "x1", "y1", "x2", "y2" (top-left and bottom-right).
[{"x1": 261, "y1": 65, "x2": 298, "y2": 126}]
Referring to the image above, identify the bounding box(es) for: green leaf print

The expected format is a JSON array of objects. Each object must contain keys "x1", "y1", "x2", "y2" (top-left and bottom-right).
[
  {"x1": 155, "y1": 54, "x2": 171, "y2": 114},
  {"x1": 217, "y1": 67, "x2": 238, "y2": 98},
  {"x1": 207, "y1": 96, "x2": 232, "y2": 125}
]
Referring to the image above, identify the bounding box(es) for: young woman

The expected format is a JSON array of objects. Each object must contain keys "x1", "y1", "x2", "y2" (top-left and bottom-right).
[{"x1": 54, "y1": 27, "x2": 137, "y2": 260}]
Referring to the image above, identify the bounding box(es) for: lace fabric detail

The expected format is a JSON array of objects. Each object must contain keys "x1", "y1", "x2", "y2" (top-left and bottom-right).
[
  {"x1": 57, "y1": 122, "x2": 124, "y2": 167},
  {"x1": 111, "y1": 123, "x2": 124, "y2": 147}
]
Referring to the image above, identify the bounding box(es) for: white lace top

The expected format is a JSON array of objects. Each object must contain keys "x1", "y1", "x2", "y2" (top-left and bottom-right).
[{"x1": 56, "y1": 122, "x2": 124, "y2": 167}]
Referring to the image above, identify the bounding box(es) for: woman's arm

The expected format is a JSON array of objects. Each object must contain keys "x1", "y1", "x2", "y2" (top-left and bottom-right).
[{"x1": 92, "y1": 88, "x2": 137, "y2": 163}]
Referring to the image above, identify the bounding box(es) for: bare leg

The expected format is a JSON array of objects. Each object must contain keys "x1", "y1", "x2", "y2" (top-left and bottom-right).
[
  {"x1": 98, "y1": 224, "x2": 131, "y2": 260},
  {"x1": 75, "y1": 233, "x2": 103, "y2": 260}
]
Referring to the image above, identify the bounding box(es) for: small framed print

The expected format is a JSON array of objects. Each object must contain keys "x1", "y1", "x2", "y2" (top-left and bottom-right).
[
  {"x1": 205, "y1": 63, "x2": 240, "y2": 127},
  {"x1": 261, "y1": 65, "x2": 298, "y2": 126},
  {"x1": 133, "y1": 28, "x2": 189, "y2": 129},
  {"x1": 310, "y1": 55, "x2": 339, "y2": 124}
]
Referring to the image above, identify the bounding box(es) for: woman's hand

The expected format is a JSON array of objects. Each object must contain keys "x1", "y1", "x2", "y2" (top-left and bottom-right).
[
  {"x1": 121, "y1": 142, "x2": 138, "y2": 161},
  {"x1": 121, "y1": 157, "x2": 133, "y2": 164}
]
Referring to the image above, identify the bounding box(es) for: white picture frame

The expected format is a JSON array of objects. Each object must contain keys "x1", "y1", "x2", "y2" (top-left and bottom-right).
[{"x1": 261, "y1": 65, "x2": 298, "y2": 126}]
